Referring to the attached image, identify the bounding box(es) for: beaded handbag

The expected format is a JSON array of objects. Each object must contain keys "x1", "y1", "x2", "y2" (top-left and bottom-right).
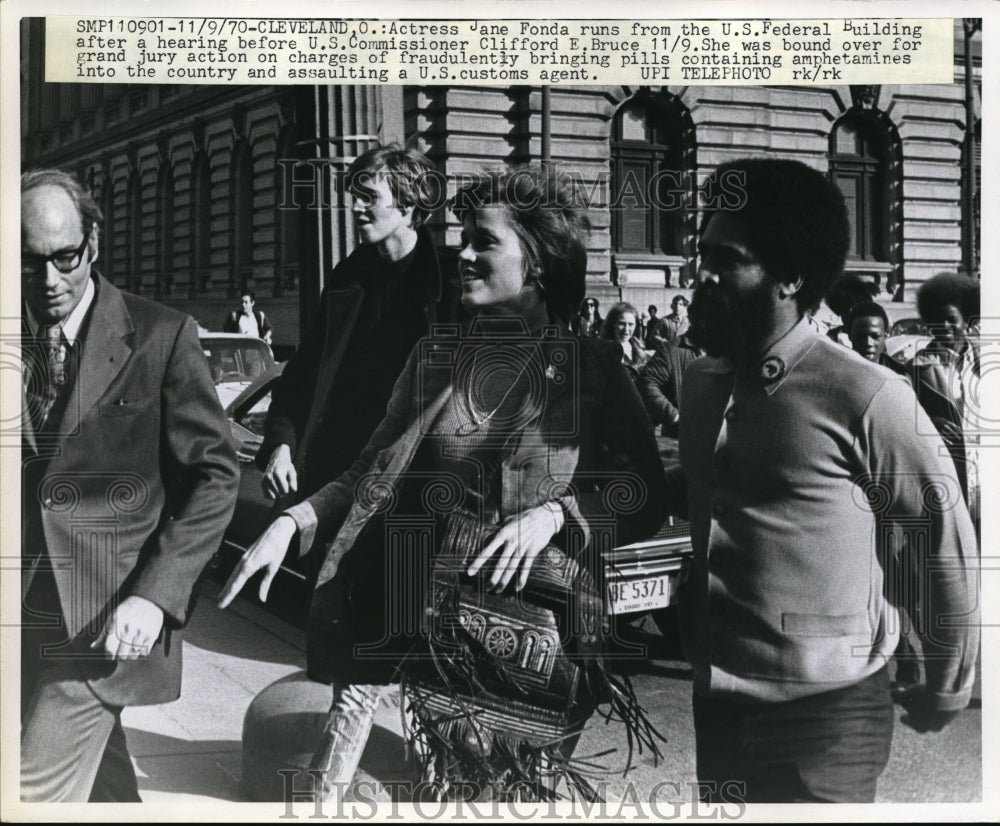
[{"x1": 400, "y1": 510, "x2": 661, "y2": 801}]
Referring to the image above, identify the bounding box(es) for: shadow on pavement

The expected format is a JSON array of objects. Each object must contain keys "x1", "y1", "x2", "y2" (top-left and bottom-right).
[{"x1": 128, "y1": 732, "x2": 243, "y2": 801}]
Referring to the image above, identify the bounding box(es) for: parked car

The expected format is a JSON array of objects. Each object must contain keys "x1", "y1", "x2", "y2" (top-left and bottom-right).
[
  {"x1": 199, "y1": 332, "x2": 277, "y2": 409},
  {"x1": 885, "y1": 317, "x2": 930, "y2": 363},
  {"x1": 213, "y1": 369, "x2": 693, "y2": 634}
]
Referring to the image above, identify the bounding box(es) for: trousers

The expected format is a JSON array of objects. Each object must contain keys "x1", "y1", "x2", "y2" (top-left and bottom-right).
[
  {"x1": 307, "y1": 683, "x2": 386, "y2": 800},
  {"x1": 21, "y1": 566, "x2": 140, "y2": 802},
  {"x1": 21, "y1": 661, "x2": 141, "y2": 802},
  {"x1": 693, "y1": 665, "x2": 894, "y2": 803}
]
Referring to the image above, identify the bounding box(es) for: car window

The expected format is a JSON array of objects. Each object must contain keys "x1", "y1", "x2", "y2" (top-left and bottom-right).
[
  {"x1": 202, "y1": 338, "x2": 274, "y2": 383},
  {"x1": 238, "y1": 392, "x2": 272, "y2": 438},
  {"x1": 242, "y1": 349, "x2": 267, "y2": 379},
  {"x1": 889, "y1": 318, "x2": 928, "y2": 337}
]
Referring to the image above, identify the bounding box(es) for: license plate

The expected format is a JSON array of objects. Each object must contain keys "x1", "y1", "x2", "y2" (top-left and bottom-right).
[{"x1": 607, "y1": 574, "x2": 673, "y2": 614}]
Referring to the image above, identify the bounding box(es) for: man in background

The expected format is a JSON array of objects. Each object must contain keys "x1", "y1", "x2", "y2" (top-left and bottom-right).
[
  {"x1": 846, "y1": 300, "x2": 909, "y2": 378},
  {"x1": 223, "y1": 289, "x2": 273, "y2": 344},
  {"x1": 824, "y1": 272, "x2": 876, "y2": 347},
  {"x1": 258, "y1": 145, "x2": 456, "y2": 503},
  {"x1": 638, "y1": 331, "x2": 703, "y2": 437},
  {"x1": 649, "y1": 294, "x2": 690, "y2": 349}
]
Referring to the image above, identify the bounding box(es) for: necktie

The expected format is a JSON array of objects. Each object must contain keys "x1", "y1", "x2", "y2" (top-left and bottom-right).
[
  {"x1": 36, "y1": 325, "x2": 67, "y2": 429},
  {"x1": 43, "y1": 325, "x2": 68, "y2": 387}
]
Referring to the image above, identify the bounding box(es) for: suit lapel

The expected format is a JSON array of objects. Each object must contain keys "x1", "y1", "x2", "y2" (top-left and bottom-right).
[
  {"x1": 20, "y1": 318, "x2": 39, "y2": 453},
  {"x1": 58, "y1": 277, "x2": 133, "y2": 442}
]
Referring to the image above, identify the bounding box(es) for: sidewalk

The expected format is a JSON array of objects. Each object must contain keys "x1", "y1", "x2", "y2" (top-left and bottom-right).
[
  {"x1": 120, "y1": 581, "x2": 688, "y2": 807},
  {"x1": 122, "y1": 580, "x2": 410, "y2": 803},
  {"x1": 121, "y1": 580, "x2": 985, "y2": 809}
]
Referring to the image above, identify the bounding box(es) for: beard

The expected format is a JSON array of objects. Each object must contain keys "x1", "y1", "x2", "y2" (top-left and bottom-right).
[{"x1": 688, "y1": 279, "x2": 777, "y2": 360}]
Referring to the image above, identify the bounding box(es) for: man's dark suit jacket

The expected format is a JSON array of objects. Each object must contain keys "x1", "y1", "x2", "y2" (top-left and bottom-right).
[
  {"x1": 258, "y1": 226, "x2": 458, "y2": 499},
  {"x1": 22, "y1": 274, "x2": 240, "y2": 707}
]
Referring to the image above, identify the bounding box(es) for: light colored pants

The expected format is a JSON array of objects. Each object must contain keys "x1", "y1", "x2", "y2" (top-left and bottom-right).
[
  {"x1": 21, "y1": 659, "x2": 140, "y2": 802},
  {"x1": 307, "y1": 683, "x2": 385, "y2": 800}
]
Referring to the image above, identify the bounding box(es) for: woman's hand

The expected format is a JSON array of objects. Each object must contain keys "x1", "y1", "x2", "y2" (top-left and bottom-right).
[
  {"x1": 467, "y1": 503, "x2": 565, "y2": 591},
  {"x1": 218, "y1": 515, "x2": 298, "y2": 607}
]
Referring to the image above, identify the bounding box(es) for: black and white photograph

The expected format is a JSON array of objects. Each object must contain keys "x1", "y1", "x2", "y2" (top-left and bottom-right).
[{"x1": 1, "y1": 0, "x2": 995, "y2": 820}]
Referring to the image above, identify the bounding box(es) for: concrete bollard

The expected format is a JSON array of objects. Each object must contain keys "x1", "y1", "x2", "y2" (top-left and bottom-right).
[{"x1": 240, "y1": 670, "x2": 332, "y2": 802}]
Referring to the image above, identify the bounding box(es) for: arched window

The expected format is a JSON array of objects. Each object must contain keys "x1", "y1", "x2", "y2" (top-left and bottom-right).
[
  {"x1": 829, "y1": 113, "x2": 890, "y2": 262},
  {"x1": 126, "y1": 169, "x2": 143, "y2": 293},
  {"x1": 610, "y1": 91, "x2": 694, "y2": 256},
  {"x1": 231, "y1": 140, "x2": 255, "y2": 296},
  {"x1": 156, "y1": 161, "x2": 175, "y2": 297},
  {"x1": 191, "y1": 152, "x2": 212, "y2": 295}
]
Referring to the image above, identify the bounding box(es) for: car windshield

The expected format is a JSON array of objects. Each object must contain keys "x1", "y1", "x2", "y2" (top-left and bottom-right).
[
  {"x1": 201, "y1": 338, "x2": 274, "y2": 384},
  {"x1": 889, "y1": 318, "x2": 928, "y2": 336}
]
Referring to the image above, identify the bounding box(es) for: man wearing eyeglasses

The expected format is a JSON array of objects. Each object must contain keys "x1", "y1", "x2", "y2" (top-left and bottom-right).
[{"x1": 19, "y1": 169, "x2": 239, "y2": 801}]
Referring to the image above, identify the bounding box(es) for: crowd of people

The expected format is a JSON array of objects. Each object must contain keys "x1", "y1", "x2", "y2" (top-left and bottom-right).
[
  {"x1": 20, "y1": 148, "x2": 980, "y2": 806},
  {"x1": 577, "y1": 258, "x2": 982, "y2": 534}
]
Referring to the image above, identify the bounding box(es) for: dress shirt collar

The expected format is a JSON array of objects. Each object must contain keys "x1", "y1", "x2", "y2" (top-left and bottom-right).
[{"x1": 24, "y1": 275, "x2": 96, "y2": 344}]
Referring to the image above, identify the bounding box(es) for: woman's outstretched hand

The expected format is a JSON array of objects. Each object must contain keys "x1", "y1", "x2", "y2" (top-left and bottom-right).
[
  {"x1": 218, "y1": 515, "x2": 298, "y2": 608},
  {"x1": 467, "y1": 503, "x2": 565, "y2": 591}
]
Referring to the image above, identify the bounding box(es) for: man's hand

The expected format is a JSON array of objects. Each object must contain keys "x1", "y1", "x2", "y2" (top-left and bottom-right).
[
  {"x1": 262, "y1": 444, "x2": 298, "y2": 500},
  {"x1": 91, "y1": 596, "x2": 164, "y2": 660},
  {"x1": 897, "y1": 686, "x2": 962, "y2": 733},
  {"x1": 218, "y1": 515, "x2": 298, "y2": 608},
  {"x1": 467, "y1": 503, "x2": 564, "y2": 592}
]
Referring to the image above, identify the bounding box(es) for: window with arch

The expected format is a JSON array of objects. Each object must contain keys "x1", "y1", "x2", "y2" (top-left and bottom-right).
[
  {"x1": 191, "y1": 152, "x2": 212, "y2": 294},
  {"x1": 231, "y1": 140, "x2": 255, "y2": 295},
  {"x1": 126, "y1": 169, "x2": 143, "y2": 293},
  {"x1": 828, "y1": 113, "x2": 891, "y2": 262},
  {"x1": 156, "y1": 161, "x2": 175, "y2": 297},
  {"x1": 610, "y1": 91, "x2": 694, "y2": 256}
]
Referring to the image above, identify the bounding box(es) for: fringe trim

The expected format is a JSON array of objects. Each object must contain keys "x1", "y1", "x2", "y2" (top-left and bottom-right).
[
  {"x1": 399, "y1": 510, "x2": 667, "y2": 799},
  {"x1": 398, "y1": 625, "x2": 666, "y2": 801}
]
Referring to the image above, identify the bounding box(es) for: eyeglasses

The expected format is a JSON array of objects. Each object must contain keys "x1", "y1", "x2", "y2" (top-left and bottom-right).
[{"x1": 22, "y1": 233, "x2": 91, "y2": 276}]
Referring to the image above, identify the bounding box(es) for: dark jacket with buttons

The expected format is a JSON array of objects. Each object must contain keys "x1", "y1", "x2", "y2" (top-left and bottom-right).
[{"x1": 258, "y1": 226, "x2": 458, "y2": 500}]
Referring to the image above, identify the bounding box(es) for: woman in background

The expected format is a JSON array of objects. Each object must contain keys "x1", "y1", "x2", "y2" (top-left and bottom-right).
[
  {"x1": 602, "y1": 301, "x2": 651, "y2": 379},
  {"x1": 570, "y1": 296, "x2": 603, "y2": 338}
]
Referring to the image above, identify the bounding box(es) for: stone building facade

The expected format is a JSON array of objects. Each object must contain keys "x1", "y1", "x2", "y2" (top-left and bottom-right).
[{"x1": 21, "y1": 19, "x2": 980, "y2": 348}]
